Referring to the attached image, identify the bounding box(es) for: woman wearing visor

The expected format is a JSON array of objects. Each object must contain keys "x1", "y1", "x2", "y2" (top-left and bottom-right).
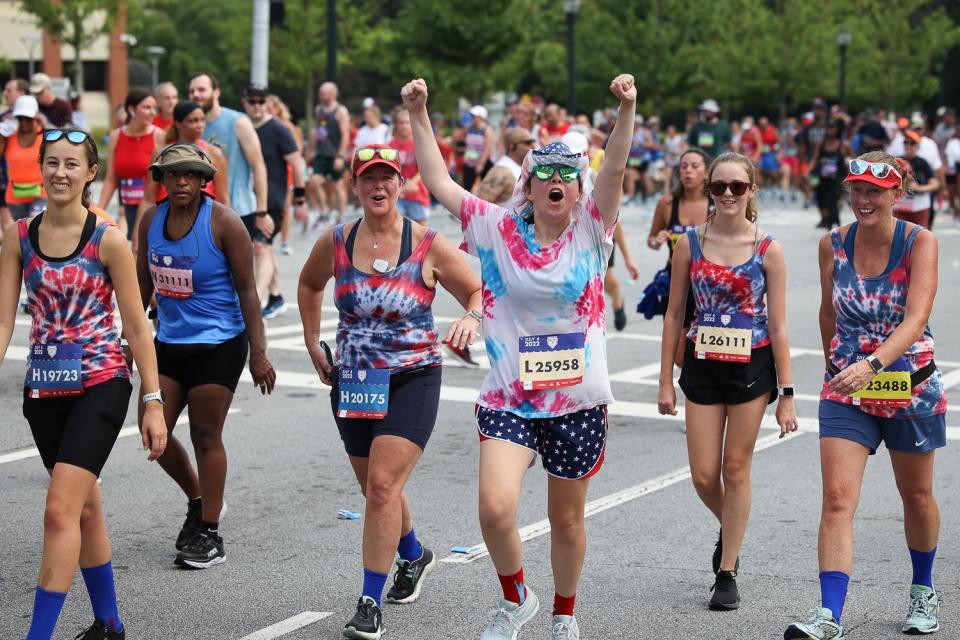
[
  {"x1": 785, "y1": 154, "x2": 946, "y2": 639},
  {"x1": 405, "y1": 74, "x2": 636, "y2": 640},
  {"x1": 136, "y1": 143, "x2": 275, "y2": 569},
  {"x1": 298, "y1": 143, "x2": 481, "y2": 639}
]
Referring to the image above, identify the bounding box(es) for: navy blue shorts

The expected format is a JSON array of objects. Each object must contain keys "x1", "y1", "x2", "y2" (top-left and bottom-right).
[
  {"x1": 818, "y1": 400, "x2": 947, "y2": 454},
  {"x1": 475, "y1": 404, "x2": 607, "y2": 480},
  {"x1": 330, "y1": 365, "x2": 442, "y2": 457}
]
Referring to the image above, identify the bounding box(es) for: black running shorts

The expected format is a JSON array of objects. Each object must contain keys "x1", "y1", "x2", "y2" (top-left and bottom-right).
[
  {"x1": 155, "y1": 331, "x2": 248, "y2": 393},
  {"x1": 678, "y1": 340, "x2": 778, "y2": 405}
]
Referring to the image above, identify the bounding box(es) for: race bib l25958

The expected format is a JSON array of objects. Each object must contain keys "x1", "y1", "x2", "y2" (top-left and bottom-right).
[{"x1": 519, "y1": 333, "x2": 585, "y2": 390}]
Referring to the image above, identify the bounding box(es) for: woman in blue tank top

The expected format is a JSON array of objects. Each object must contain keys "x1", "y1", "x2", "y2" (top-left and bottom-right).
[{"x1": 136, "y1": 143, "x2": 276, "y2": 570}]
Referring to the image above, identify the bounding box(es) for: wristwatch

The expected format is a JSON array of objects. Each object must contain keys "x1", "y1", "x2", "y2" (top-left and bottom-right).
[
  {"x1": 143, "y1": 390, "x2": 165, "y2": 406},
  {"x1": 465, "y1": 310, "x2": 482, "y2": 322},
  {"x1": 865, "y1": 355, "x2": 884, "y2": 374},
  {"x1": 777, "y1": 385, "x2": 795, "y2": 397}
]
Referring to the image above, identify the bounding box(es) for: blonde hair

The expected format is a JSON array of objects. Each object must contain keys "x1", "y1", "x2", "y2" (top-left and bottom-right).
[{"x1": 705, "y1": 152, "x2": 759, "y2": 223}]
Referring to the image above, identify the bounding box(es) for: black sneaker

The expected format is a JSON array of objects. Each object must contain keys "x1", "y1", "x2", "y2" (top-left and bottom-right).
[
  {"x1": 176, "y1": 531, "x2": 226, "y2": 569},
  {"x1": 175, "y1": 499, "x2": 202, "y2": 551},
  {"x1": 710, "y1": 570, "x2": 741, "y2": 610},
  {"x1": 712, "y1": 529, "x2": 740, "y2": 575},
  {"x1": 343, "y1": 596, "x2": 384, "y2": 639},
  {"x1": 384, "y1": 546, "x2": 436, "y2": 604},
  {"x1": 75, "y1": 620, "x2": 125, "y2": 639},
  {"x1": 614, "y1": 304, "x2": 627, "y2": 331}
]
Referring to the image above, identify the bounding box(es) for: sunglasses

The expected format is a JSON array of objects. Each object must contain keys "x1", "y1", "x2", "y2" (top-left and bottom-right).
[
  {"x1": 708, "y1": 180, "x2": 751, "y2": 197},
  {"x1": 903, "y1": 139, "x2": 918, "y2": 146},
  {"x1": 246, "y1": 98, "x2": 266, "y2": 105},
  {"x1": 355, "y1": 147, "x2": 399, "y2": 162},
  {"x1": 44, "y1": 129, "x2": 89, "y2": 144},
  {"x1": 848, "y1": 159, "x2": 902, "y2": 180},
  {"x1": 532, "y1": 164, "x2": 580, "y2": 182}
]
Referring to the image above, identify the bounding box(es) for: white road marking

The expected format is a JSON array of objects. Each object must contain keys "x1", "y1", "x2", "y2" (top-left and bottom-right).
[
  {"x1": 237, "y1": 612, "x2": 333, "y2": 640},
  {"x1": 441, "y1": 430, "x2": 801, "y2": 564}
]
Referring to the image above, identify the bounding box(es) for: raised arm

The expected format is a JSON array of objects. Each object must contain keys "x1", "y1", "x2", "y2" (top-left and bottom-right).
[
  {"x1": 402, "y1": 79, "x2": 468, "y2": 218},
  {"x1": 594, "y1": 74, "x2": 637, "y2": 227}
]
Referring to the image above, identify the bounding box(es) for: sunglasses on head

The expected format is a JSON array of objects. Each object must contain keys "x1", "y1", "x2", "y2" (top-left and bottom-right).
[
  {"x1": 44, "y1": 129, "x2": 89, "y2": 144},
  {"x1": 532, "y1": 164, "x2": 580, "y2": 182},
  {"x1": 848, "y1": 159, "x2": 902, "y2": 180},
  {"x1": 708, "y1": 180, "x2": 751, "y2": 197},
  {"x1": 355, "y1": 147, "x2": 398, "y2": 162}
]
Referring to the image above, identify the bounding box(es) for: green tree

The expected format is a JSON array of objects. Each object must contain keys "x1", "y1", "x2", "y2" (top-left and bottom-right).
[{"x1": 21, "y1": 0, "x2": 119, "y2": 93}]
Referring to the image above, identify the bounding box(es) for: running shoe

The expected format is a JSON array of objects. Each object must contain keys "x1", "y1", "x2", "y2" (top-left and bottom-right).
[
  {"x1": 445, "y1": 342, "x2": 478, "y2": 366},
  {"x1": 281, "y1": 243, "x2": 294, "y2": 256},
  {"x1": 614, "y1": 304, "x2": 627, "y2": 331},
  {"x1": 261, "y1": 294, "x2": 288, "y2": 319},
  {"x1": 384, "y1": 546, "x2": 436, "y2": 604},
  {"x1": 784, "y1": 607, "x2": 845, "y2": 639},
  {"x1": 709, "y1": 570, "x2": 740, "y2": 610},
  {"x1": 712, "y1": 529, "x2": 740, "y2": 575},
  {"x1": 903, "y1": 584, "x2": 940, "y2": 635},
  {"x1": 175, "y1": 499, "x2": 202, "y2": 551},
  {"x1": 342, "y1": 596, "x2": 383, "y2": 640},
  {"x1": 551, "y1": 615, "x2": 580, "y2": 640},
  {"x1": 75, "y1": 620, "x2": 125, "y2": 639},
  {"x1": 479, "y1": 588, "x2": 539, "y2": 640},
  {"x1": 176, "y1": 531, "x2": 226, "y2": 569}
]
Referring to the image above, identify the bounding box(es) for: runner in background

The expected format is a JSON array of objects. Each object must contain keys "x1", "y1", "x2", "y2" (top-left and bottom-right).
[
  {"x1": 307, "y1": 82, "x2": 351, "y2": 225},
  {"x1": 809, "y1": 120, "x2": 851, "y2": 229},
  {"x1": 688, "y1": 99, "x2": 732, "y2": 161},
  {"x1": 1, "y1": 96, "x2": 46, "y2": 224},
  {"x1": 0, "y1": 79, "x2": 30, "y2": 231},
  {"x1": 389, "y1": 108, "x2": 432, "y2": 226},
  {"x1": 267, "y1": 94, "x2": 305, "y2": 255},
  {"x1": 894, "y1": 131, "x2": 939, "y2": 228},
  {"x1": 757, "y1": 116, "x2": 781, "y2": 195},
  {"x1": 152, "y1": 82, "x2": 178, "y2": 130},
  {"x1": 463, "y1": 106, "x2": 495, "y2": 192}
]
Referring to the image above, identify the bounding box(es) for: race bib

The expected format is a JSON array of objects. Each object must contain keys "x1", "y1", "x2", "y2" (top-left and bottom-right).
[
  {"x1": 150, "y1": 252, "x2": 194, "y2": 299},
  {"x1": 337, "y1": 368, "x2": 390, "y2": 419},
  {"x1": 850, "y1": 356, "x2": 912, "y2": 408},
  {"x1": 314, "y1": 123, "x2": 329, "y2": 142},
  {"x1": 695, "y1": 312, "x2": 752, "y2": 362},
  {"x1": 12, "y1": 182, "x2": 42, "y2": 199},
  {"x1": 670, "y1": 224, "x2": 692, "y2": 248},
  {"x1": 27, "y1": 343, "x2": 83, "y2": 398},
  {"x1": 464, "y1": 149, "x2": 481, "y2": 161},
  {"x1": 119, "y1": 177, "x2": 145, "y2": 205},
  {"x1": 519, "y1": 333, "x2": 585, "y2": 390},
  {"x1": 821, "y1": 158, "x2": 837, "y2": 178},
  {"x1": 697, "y1": 132, "x2": 715, "y2": 148},
  {"x1": 761, "y1": 144, "x2": 772, "y2": 154}
]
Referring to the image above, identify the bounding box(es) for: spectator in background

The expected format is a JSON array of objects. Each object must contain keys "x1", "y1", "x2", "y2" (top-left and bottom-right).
[
  {"x1": 353, "y1": 104, "x2": 390, "y2": 148},
  {"x1": 152, "y1": 82, "x2": 179, "y2": 130},
  {"x1": 30, "y1": 73, "x2": 72, "y2": 127}
]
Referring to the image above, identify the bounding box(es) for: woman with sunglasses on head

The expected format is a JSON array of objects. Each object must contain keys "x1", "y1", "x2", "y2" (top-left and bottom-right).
[
  {"x1": 135, "y1": 143, "x2": 276, "y2": 569},
  {"x1": 298, "y1": 143, "x2": 481, "y2": 639},
  {"x1": 647, "y1": 147, "x2": 711, "y2": 366},
  {"x1": 658, "y1": 152, "x2": 798, "y2": 611},
  {"x1": 0, "y1": 127, "x2": 166, "y2": 640},
  {"x1": 894, "y1": 131, "x2": 939, "y2": 229},
  {"x1": 785, "y1": 154, "x2": 946, "y2": 640},
  {"x1": 98, "y1": 90, "x2": 158, "y2": 240},
  {"x1": 406, "y1": 74, "x2": 636, "y2": 640},
  {"x1": 133, "y1": 101, "x2": 230, "y2": 251}
]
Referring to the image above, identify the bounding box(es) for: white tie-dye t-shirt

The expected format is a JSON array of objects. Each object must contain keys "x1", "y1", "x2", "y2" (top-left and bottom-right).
[{"x1": 460, "y1": 193, "x2": 615, "y2": 419}]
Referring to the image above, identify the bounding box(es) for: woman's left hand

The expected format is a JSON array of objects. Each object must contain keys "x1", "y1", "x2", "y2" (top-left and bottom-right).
[
  {"x1": 775, "y1": 397, "x2": 799, "y2": 438},
  {"x1": 610, "y1": 74, "x2": 637, "y2": 103},
  {"x1": 444, "y1": 315, "x2": 480, "y2": 351},
  {"x1": 827, "y1": 358, "x2": 875, "y2": 396},
  {"x1": 249, "y1": 350, "x2": 276, "y2": 395}
]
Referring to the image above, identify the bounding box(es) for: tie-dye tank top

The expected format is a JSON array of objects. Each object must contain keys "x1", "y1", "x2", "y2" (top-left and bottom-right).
[
  {"x1": 332, "y1": 223, "x2": 443, "y2": 372},
  {"x1": 19, "y1": 213, "x2": 128, "y2": 387},
  {"x1": 820, "y1": 223, "x2": 946, "y2": 418},
  {"x1": 685, "y1": 227, "x2": 773, "y2": 348}
]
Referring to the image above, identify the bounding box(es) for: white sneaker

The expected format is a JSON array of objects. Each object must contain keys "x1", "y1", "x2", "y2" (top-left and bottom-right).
[
  {"x1": 551, "y1": 615, "x2": 579, "y2": 640},
  {"x1": 479, "y1": 588, "x2": 539, "y2": 640},
  {"x1": 281, "y1": 243, "x2": 294, "y2": 256}
]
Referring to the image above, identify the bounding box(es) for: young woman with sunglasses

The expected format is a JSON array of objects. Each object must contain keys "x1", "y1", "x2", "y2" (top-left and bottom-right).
[
  {"x1": 135, "y1": 143, "x2": 275, "y2": 570},
  {"x1": 647, "y1": 147, "x2": 711, "y2": 366},
  {"x1": 298, "y1": 143, "x2": 481, "y2": 639},
  {"x1": 0, "y1": 127, "x2": 167, "y2": 640},
  {"x1": 658, "y1": 152, "x2": 798, "y2": 610},
  {"x1": 785, "y1": 153, "x2": 946, "y2": 639},
  {"x1": 405, "y1": 74, "x2": 635, "y2": 640}
]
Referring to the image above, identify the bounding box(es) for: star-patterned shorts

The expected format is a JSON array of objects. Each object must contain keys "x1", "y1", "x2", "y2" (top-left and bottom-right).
[{"x1": 475, "y1": 404, "x2": 608, "y2": 480}]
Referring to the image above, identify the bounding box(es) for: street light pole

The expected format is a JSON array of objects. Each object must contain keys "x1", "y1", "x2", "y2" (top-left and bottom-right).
[
  {"x1": 836, "y1": 31, "x2": 852, "y2": 106},
  {"x1": 327, "y1": 0, "x2": 337, "y2": 83},
  {"x1": 146, "y1": 46, "x2": 166, "y2": 89},
  {"x1": 563, "y1": 0, "x2": 581, "y2": 117},
  {"x1": 21, "y1": 35, "x2": 41, "y2": 78}
]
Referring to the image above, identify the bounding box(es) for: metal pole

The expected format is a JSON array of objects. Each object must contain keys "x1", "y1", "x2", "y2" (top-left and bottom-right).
[
  {"x1": 327, "y1": 0, "x2": 337, "y2": 83},
  {"x1": 838, "y1": 45, "x2": 847, "y2": 105},
  {"x1": 251, "y1": 0, "x2": 270, "y2": 85},
  {"x1": 28, "y1": 51, "x2": 35, "y2": 78},
  {"x1": 567, "y1": 12, "x2": 576, "y2": 115},
  {"x1": 151, "y1": 58, "x2": 158, "y2": 88}
]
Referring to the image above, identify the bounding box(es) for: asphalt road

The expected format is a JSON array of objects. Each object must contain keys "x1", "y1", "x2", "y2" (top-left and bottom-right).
[{"x1": 2, "y1": 197, "x2": 959, "y2": 640}]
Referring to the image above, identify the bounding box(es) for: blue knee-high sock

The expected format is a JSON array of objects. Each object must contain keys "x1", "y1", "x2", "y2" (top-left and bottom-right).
[
  {"x1": 26, "y1": 587, "x2": 67, "y2": 640},
  {"x1": 397, "y1": 528, "x2": 422, "y2": 562},
  {"x1": 81, "y1": 561, "x2": 122, "y2": 632},
  {"x1": 362, "y1": 568, "x2": 389, "y2": 608},
  {"x1": 909, "y1": 547, "x2": 936, "y2": 588},
  {"x1": 819, "y1": 571, "x2": 850, "y2": 622}
]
